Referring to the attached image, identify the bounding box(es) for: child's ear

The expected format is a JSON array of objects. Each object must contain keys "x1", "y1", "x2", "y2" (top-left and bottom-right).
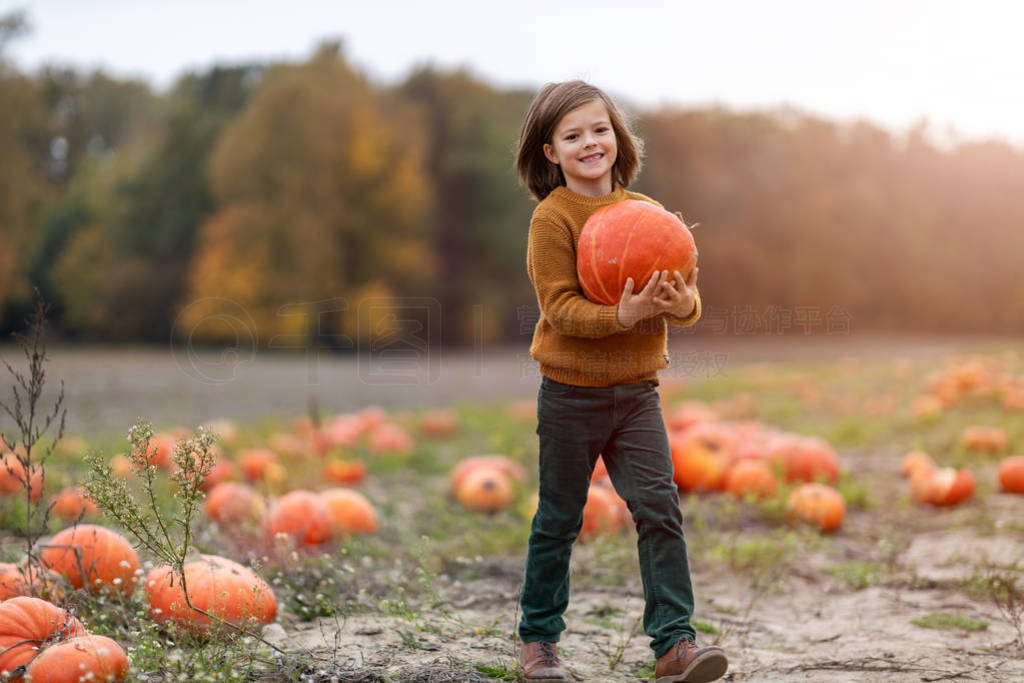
[{"x1": 543, "y1": 143, "x2": 559, "y2": 165}]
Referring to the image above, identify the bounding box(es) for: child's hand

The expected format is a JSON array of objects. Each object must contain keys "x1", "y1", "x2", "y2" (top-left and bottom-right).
[
  {"x1": 652, "y1": 266, "x2": 699, "y2": 319},
  {"x1": 616, "y1": 270, "x2": 671, "y2": 327}
]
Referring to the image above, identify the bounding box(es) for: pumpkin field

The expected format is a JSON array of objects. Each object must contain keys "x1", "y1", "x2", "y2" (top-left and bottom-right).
[{"x1": 2, "y1": 334, "x2": 1024, "y2": 682}]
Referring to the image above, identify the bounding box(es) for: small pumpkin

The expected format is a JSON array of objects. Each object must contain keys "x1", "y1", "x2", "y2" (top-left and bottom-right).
[
  {"x1": 0, "y1": 454, "x2": 43, "y2": 500},
  {"x1": 724, "y1": 460, "x2": 778, "y2": 500},
  {"x1": 144, "y1": 432, "x2": 177, "y2": 469},
  {"x1": 454, "y1": 467, "x2": 515, "y2": 513},
  {"x1": 50, "y1": 487, "x2": 99, "y2": 521},
  {"x1": 40, "y1": 525, "x2": 140, "y2": 594},
  {"x1": 580, "y1": 485, "x2": 626, "y2": 538},
  {"x1": 0, "y1": 596, "x2": 86, "y2": 676},
  {"x1": 237, "y1": 449, "x2": 280, "y2": 482},
  {"x1": 786, "y1": 483, "x2": 845, "y2": 532},
  {"x1": 322, "y1": 459, "x2": 367, "y2": 485},
  {"x1": 319, "y1": 488, "x2": 379, "y2": 535},
  {"x1": 900, "y1": 451, "x2": 936, "y2": 479},
  {"x1": 960, "y1": 425, "x2": 1008, "y2": 453},
  {"x1": 997, "y1": 455, "x2": 1024, "y2": 494},
  {"x1": 669, "y1": 426, "x2": 730, "y2": 492},
  {"x1": 911, "y1": 467, "x2": 975, "y2": 507},
  {"x1": 450, "y1": 455, "x2": 528, "y2": 496},
  {"x1": 205, "y1": 482, "x2": 266, "y2": 526},
  {"x1": 265, "y1": 490, "x2": 334, "y2": 546},
  {"x1": 418, "y1": 409, "x2": 459, "y2": 438},
  {"x1": 368, "y1": 423, "x2": 414, "y2": 455},
  {"x1": 145, "y1": 555, "x2": 277, "y2": 632},
  {"x1": 772, "y1": 435, "x2": 840, "y2": 484},
  {"x1": 25, "y1": 634, "x2": 129, "y2": 682}
]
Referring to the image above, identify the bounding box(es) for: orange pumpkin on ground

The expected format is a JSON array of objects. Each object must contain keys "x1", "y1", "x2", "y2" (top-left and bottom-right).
[
  {"x1": 357, "y1": 406, "x2": 388, "y2": 433},
  {"x1": 205, "y1": 482, "x2": 266, "y2": 526},
  {"x1": 450, "y1": 455, "x2": 528, "y2": 496},
  {"x1": 576, "y1": 199, "x2": 697, "y2": 306},
  {"x1": 664, "y1": 402, "x2": 717, "y2": 433},
  {"x1": 266, "y1": 490, "x2": 334, "y2": 546},
  {"x1": 786, "y1": 483, "x2": 845, "y2": 532},
  {"x1": 145, "y1": 554, "x2": 277, "y2": 632},
  {"x1": 368, "y1": 423, "x2": 414, "y2": 455},
  {"x1": 911, "y1": 467, "x2": 975, "y2": 507},
  {"x1": 144, "y1": 432, "x2": 177, "y2": 469},
  {"x1": 50, "y1": 487, "x2": 99, "y2": 520},
  {"x1": 320, "y1": 488, "x2": 379, "y2": 535},
  {"x1": 454, "y1": 467, "x2": 515, "y2": 513},
  {"x1": 237, "y1": 449, "x2": 280, "y2": 482},
  {"x1": 25, "y1": 634, "x2": 129, "y2": 682},
  {"x1": 770, "y1": 435, "x2": 840, "y2": 484},
  {"x1": 724, "y1": 460, "x2": 778, "y2": 500},
  {"x1": 40, "y1": 525, "x2": 141, "y2": 594},
  {"x1": 0, "y1": 454, "x2": 43, "y2": 500},
  {"x1": 900, "y1": 451, "x2": 937, "y2": 479},
  {"x1": 418, "y1": 409, "x2": 459, "y2": 438},
  {"x1": 591, "y1": 457, "x2": 611, "y2": 486},
  {"x1": 580, "y1": 485, "x2": 625, "y2": 538},
  {"x1": 998, "y1": 455, "x2": 1024, "y2": 493},
  {"x1": 669, "y1": 427, "x2": 730, "y2": 492},
  {"x1": 0, "y1": 563, "x2": 60, "y2": 601},
  {"x1": 960, "y1": 425, "x2": 1008, "y2": 453},
  {"x1": 322, "y1": 459, "x2": 368, "y2": 485},
  {"x1": 0, "y1": 596, "x2": 86, "y2": 676},
  {"x1": 109, "y1": 454, "x2": 133, "y2": 478}
]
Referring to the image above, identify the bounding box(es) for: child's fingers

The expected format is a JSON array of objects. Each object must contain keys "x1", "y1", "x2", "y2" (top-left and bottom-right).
[
  {"x1": 685, "y1": 267, "x2": 699, "y2": 287},
  {"x1": 641, "y1": 270, "x2": 667, "y2": 296},
  {"x1": 621, "y1": 277, "x2": 635, "y2": 297}
]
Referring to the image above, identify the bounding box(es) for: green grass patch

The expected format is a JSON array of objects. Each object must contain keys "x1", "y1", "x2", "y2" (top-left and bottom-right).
[
  {"x1": 825, "y1": 561, "x2": 883, "y2": 590},
  {"x1": 693, "y1": 619, "x2": 718, "y2": 635},
  {"x1": 910, "y1": 611, "x2": 988, "y2": 632}
]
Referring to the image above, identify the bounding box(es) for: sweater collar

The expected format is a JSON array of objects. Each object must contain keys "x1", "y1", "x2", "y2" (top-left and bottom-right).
[{"x1": 549, "y1": 185, "x2": 627, "y2": 207}]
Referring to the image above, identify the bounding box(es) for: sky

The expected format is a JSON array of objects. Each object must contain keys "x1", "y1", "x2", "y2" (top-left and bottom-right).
[{"x1": 6, "y1": 0, "x2": 1024, "y2": 146}]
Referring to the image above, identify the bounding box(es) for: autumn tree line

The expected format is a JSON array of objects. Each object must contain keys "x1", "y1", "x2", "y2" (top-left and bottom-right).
[{"x1": 3, "y1": 21, "x2": 1023, "y2": 349}]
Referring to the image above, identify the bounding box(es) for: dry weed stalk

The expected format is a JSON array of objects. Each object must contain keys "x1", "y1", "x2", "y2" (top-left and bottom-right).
[{"x1": 0, "y1": 292, "x2": 65, "y2": 596}]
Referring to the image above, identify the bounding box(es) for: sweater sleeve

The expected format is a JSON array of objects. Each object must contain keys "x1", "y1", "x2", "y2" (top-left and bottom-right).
[{"x1": 527, "y1": 216, "x2": 630, "y2": 339}]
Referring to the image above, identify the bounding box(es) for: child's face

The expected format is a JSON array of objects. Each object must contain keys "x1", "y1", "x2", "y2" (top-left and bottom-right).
[{"x1": 543, "y1": 99, "x2": 618, "y2": 197}]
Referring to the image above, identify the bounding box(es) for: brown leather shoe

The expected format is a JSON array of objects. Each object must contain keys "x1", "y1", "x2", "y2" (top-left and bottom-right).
[
  {"x1": 654, "y1": 638, "x2": 728, "y2": 683},
  {"x1": 519, "y1": 641, "x2": 567, "y2": 681}
]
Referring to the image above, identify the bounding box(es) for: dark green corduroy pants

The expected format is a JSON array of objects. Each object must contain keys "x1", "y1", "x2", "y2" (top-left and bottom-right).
[{"x1": 518, "y1": 376, "x2": 696, "y2": 658}]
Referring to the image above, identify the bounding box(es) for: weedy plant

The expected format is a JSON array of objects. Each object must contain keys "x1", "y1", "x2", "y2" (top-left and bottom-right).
[
  {"x1": 83, "y1": 419, "x2": 289, "y2": 662},
  {"x1": 0, "y1": 292, "x2": 65, "y2": 597}
]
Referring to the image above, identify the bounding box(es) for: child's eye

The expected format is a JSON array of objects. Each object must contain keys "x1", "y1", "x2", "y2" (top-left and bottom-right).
[{"x1": 565, "y1": 134, "x2": 577, "y2": 140}]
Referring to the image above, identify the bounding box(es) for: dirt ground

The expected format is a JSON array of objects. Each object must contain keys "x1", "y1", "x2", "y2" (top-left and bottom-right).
[{"x1": 6, "y1": 335, "x2": 1024, "y2": 681}]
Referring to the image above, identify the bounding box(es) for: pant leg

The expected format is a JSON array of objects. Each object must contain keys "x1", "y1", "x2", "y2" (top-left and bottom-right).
[
  {"x1": 601, "y1": 379, "x2": 696, "y2": 658},
  {"x1": 518, "y1": 377, "x2": 612, "y2": 642}
]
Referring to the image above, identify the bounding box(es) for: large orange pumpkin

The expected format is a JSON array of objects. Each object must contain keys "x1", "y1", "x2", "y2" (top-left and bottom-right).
[
  {"x1": 0, "y1": 596, "x2": 86, "y2": 676},
  {"x1": 25, "y1": 634, "x2": 129, "y2": 682},
  {"x1": 40, "y1": 525, "x2": 140, "y2": 594},
  {"x1": 265, "y1": 490, "x2": 334, "y2": 546},
  {"x1": 205, "y1": 482, "x2": 266, "y2": 526},
  {"x1": 319, "y1": 488, "x2": 379, "y2": 535},
  {"x1": 669, "y1": 425, "x2": 733, "y2": 492},
  {"x1": 998, "y1": 455, "x2": 1024, "y2": 494},
  {"x1": 237, "y1": 449, "x2": 280, "y2": 482},
  {"x1": 145, "y1": 555, "x2": 277, "y2": 632},
  {"x1": 577, "y1": 199, "x2": 697, "y2": 306},
  {"x1": 786, "y1": 483, "x2": 845, "y2": 532}
]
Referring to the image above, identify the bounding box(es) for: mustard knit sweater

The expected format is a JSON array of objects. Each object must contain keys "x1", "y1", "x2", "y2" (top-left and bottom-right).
[{"x1": 526, "y1": 185, "x2": 702, "y2": 387}]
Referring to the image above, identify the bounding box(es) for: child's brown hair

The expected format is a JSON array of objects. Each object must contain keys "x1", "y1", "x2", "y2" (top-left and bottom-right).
[{"x1": 516, "y1": 80, "x2": 644, "y2": 201}]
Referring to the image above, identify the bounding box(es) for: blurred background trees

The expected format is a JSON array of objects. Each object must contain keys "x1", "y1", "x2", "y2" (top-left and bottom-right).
[{"x1": 3, "y1": 17, "x2": 1023, "y2": 346}]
